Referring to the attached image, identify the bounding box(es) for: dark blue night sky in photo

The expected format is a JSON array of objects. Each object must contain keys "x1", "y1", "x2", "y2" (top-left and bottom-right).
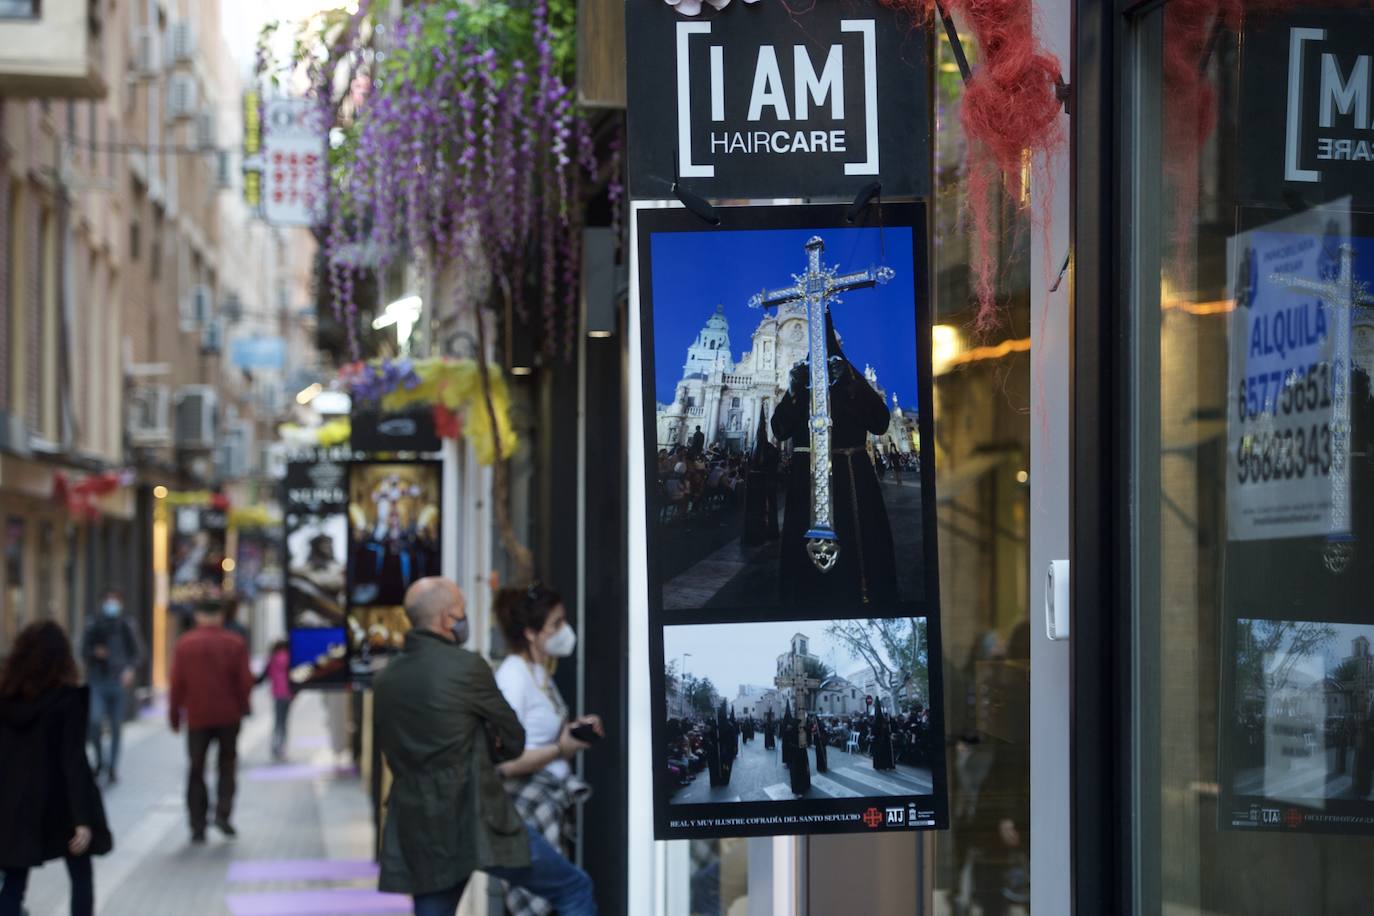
[{"x1": 649, "y1": 225, "x2": 920, "y2": 410}]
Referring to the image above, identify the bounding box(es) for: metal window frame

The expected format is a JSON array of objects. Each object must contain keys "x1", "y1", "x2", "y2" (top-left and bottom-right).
[{"x1": 1071, "y1": 0, "x2": 1136, "y2": 912}]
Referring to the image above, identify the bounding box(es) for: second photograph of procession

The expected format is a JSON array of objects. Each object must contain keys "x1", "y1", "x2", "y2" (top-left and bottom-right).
[
  {"x1": 638, "y1": 204, "x2": 937, "y2": 616},
  {"x1": 658, "y1": 617, "x2": 939, "y2": 816}
]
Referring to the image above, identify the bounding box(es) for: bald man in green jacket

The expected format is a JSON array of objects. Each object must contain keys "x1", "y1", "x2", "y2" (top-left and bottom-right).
[{"x1": 374, "y1": 577, "x2": 597, "y2": 916}]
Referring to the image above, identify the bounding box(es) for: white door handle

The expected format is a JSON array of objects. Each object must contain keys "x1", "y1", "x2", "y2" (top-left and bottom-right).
[{"x1": 1046, "y1": 559, "x2": 1069, "y2": 641}]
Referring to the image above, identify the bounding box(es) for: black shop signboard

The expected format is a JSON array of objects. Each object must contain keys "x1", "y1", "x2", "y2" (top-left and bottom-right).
[
  {"x1": 625, "y1": 0, "x2": 930, "y2": 202},
  {"x1": 1238, "y1": 10, "x2": 1374, "y2": 211}
]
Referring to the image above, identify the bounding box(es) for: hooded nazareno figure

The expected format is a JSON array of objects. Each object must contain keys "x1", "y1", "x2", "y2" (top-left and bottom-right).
[
  {"x1": 872, "y1": 698, "x2": 896, "y2": 771},
  {"x1": 763, "y1": 709, "x2": 777, "y2": 750},
  {"x1": 812, "y1": 715, "x2": 829, "y2": 774},
  {"x1": 781, "y1": 702, "x2": 811, "y2": 795},
  {"x1": 771, "y1": 311, "x2": 898, "y2": 607}
]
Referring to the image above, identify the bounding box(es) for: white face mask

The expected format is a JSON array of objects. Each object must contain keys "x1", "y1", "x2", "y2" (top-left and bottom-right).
[{"x1": 542, "y1": 622, "x2": 577, "y2": 658}]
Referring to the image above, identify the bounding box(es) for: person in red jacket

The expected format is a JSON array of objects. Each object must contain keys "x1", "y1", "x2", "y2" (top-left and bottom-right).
[{"x1": 169, "y1": 600, "x2": 253, "y2": 844}]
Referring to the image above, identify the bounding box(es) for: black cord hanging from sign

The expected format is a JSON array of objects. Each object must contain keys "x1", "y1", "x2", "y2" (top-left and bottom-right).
[
  {"x1": 671, "y1": 146, "x2": 721, "y2": 225},
  {"x1": 935, "y1": 1, "x2": 973, "y2": 85}
]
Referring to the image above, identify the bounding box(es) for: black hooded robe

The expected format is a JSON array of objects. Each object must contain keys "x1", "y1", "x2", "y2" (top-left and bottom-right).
[
  {"x1": 813, "y1": 719, "x2": 829, "y2": 774},
  {"x1": 781, "y1": 714, "x2": 811, "y2": 795},
  {"x1": 772, "y1": 322, "x2": 899, "y2": 608},
  {"x1": 705, "y1": 721, "x2": 726, "y2": 786},
  {"x1": 764, "y1": 715, "x2": 777, "y2": 750},
  {"x1": 872, "y1": 705, "x2": 896, "y2": 771}
]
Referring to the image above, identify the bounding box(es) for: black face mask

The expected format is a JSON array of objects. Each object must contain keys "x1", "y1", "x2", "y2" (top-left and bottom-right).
[{"x1": 450, "y1": 616, "x2": 470, "y2": 646}]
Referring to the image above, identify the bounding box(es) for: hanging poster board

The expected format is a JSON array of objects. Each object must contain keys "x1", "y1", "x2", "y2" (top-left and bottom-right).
[
  {"x1": 169, "y1": 505, "x2": 228, "y2": 616},
  {"x1": 345, "y1": 461, "x2": 442, "y2": 681},
  {"x1": 1218, "y1": 205, "x2": 1374, "y2": 835},
  {"x1": 625, "y1": 0, "x2": 930, "y2": 202},
  {"x1": 638, "y1": 202, "x2": 947, "y2": 838},
  {"x1": 283, "y1": 450, "x2": 352, "y2": 687}
]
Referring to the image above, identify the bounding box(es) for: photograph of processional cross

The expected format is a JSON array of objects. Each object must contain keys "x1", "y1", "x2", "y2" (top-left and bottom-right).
[{"x1": 645, "y1": 214, "x2": 928, "y2": 612}]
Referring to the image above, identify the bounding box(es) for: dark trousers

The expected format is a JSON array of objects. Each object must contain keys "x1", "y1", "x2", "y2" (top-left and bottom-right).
[
  {"x1": 0, "y1": 855, "x2": 93, "y2": 916},
  {"x1": 187, "y1": 721, "x2": 240, "y2": 830},
  {"x1": 88, "y1": 678, "x2": 127, "y2": 774}
]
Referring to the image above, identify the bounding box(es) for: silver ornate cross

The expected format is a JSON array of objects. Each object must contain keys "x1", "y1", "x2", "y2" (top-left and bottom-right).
[
  {"x1": 748, "y1": 236, "x2": 895, "y2": 573},
  {"x1": 1271, "y1": 243, "x2": 1373, "y2": 569}
]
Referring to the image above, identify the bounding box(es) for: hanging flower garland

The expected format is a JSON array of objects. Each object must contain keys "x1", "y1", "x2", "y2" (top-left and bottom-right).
[
  {"x1": 324, "y1": 0, "x2": 595, "y2": 364},
  {"x1": 278, "y1": 418, "x2": 354, "y2": 449}
]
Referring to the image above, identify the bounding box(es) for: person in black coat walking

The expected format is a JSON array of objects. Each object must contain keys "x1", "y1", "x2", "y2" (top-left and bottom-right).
[{"x1": 0, "y1": 620, "x2": 112, "y2": 916}]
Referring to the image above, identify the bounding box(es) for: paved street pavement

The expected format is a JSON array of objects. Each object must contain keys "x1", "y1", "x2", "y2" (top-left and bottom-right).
[
  {"x1": 664, "y1": 475, "x2": 926, "y2": 611},
  {"x1": 18, "y1": 688, "x2": 409, "y2": 916},
  {"x1": 671, "y1": 737, "x2": 933, "y2": 805}
]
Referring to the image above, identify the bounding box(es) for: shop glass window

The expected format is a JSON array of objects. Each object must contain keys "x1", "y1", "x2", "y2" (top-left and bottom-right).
[
  {"x1": 1127, "y1": 3, "x2": 1374, "y2": 912},
  {"x1": 926, "y1": 21, "x2": 1033, "y2": 915}
]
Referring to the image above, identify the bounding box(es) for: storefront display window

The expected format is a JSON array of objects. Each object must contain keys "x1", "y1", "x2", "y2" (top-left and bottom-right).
[
  {"x1": 1127, "y1": 3, "x2": 1374, "y2": 911},
  {"x1": 927, "y1": 20, "x2": 1033, "y2": 916}
]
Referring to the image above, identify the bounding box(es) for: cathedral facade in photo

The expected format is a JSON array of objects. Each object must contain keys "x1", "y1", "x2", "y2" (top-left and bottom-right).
[{"x1": 656, "y1": 304, "x2": 918, "y2": 455}]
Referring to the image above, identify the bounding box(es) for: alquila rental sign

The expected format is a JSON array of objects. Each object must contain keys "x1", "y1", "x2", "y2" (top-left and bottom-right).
[{"x1": 626, "y1": 0, "x2": 929, "y2": 201}]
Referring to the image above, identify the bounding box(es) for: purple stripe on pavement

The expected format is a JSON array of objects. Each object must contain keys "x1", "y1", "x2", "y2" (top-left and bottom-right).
[
  {"x1": 226, "y1": 859, "x2": 379, "y2": 884},
  {"x1": 243, "y1": 763, "x2": 360, "y2": 782},
  {"x1": 290, "y1": 734, "x2": 331, "y2": 749},
  {"x1": 226, "y1": 890, "x2": 410, "y2": 915}
]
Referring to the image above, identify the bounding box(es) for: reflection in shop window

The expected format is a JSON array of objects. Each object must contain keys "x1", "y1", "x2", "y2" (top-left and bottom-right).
[
  {"x1": 4, "y1": 517, "x2": 25, "y2": 651},
  {"x1": 928, "y1": 17, "x2": 1032, "y2": 916},
  {"x1": 689, "y1": 838, "x2": 747, "y2": 916}
]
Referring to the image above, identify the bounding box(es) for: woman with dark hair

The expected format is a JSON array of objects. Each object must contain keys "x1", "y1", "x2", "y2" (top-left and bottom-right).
[
  {"x1": 492, "y1": 583, "x2": 602, "y2": 916},
  {"x1": 0, "y1": 620, "x2": 112, "y2": 916}
]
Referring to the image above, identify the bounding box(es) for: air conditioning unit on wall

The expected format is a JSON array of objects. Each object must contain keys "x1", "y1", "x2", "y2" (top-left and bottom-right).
[
  {"x1": 216, "y1": 419, "x2": 255, "y2": 480},
  {"x1": 167, "y1": 73, "x2": 197, "y2": 121},
  {"x1": 173, "y1": 385, "x2": 217, "y2": 450},
  {"x1": 127, "y1": 383, "x2": 171, "y2": 447},
  {"x1": 170, "y1": 21, "x2": 196, "y2": 65}
]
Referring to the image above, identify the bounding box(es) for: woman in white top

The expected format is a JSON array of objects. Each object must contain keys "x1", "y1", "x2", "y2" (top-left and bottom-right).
[{"x1": 493, "y1": 583, "x2": 603, "y2": 916}]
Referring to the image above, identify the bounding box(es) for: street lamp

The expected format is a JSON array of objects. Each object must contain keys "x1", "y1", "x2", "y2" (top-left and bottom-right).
[
  {"x1": 373, "y1": 294, "x2": 424, "y2": 354},
  {"x1": 680, "y1": 652, "x2": 691, "y2": 717}
]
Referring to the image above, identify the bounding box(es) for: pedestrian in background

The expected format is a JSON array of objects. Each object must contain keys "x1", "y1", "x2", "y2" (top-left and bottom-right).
[
  {"x1": 0, "y1": 621, "x2": 112, "y2": 916},
  {"x1": 493, "y1": 583, "x2": 603, "y2": 916},
  {"x1": 80, "y1": 586, "x2": 145, "y2": 785},
  {"x1": 169, "y1": 600, "x2": 253, "y2": 844},
  {"x1": 256, "y1": 639, "x2": 294, "y2": 762},
  {"x1": 374, "y1": 577, "x2": 597, "y2": 916}
]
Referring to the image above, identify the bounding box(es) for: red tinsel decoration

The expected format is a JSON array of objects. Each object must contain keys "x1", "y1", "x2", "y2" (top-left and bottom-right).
[
  {"x1": 884, "y1": 0, "x2": 1066, "y2": 331},
  {"x1": 51, "y1": 470, "x2": 133, "y2": 520}
]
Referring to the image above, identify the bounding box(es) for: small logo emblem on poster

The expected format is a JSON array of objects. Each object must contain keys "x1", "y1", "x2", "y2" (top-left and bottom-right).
[
  {"x1": 863, "y1": 807, "x2": 883, "y2": 829},
  {"x1": 1284, "y1": 808, "x2": 1304, "y2": 829},
  {"x1": 1262, "y1": 808, "x2": 1281, "y2": 825},
  {"x1": 885, "y1": 807, "x2": 905, "y2": 826}
]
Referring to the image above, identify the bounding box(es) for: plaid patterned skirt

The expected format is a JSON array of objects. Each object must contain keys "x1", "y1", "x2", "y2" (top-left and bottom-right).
[{"x1": 497, "y1": 769, "x2": 592, "y2": 916}]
